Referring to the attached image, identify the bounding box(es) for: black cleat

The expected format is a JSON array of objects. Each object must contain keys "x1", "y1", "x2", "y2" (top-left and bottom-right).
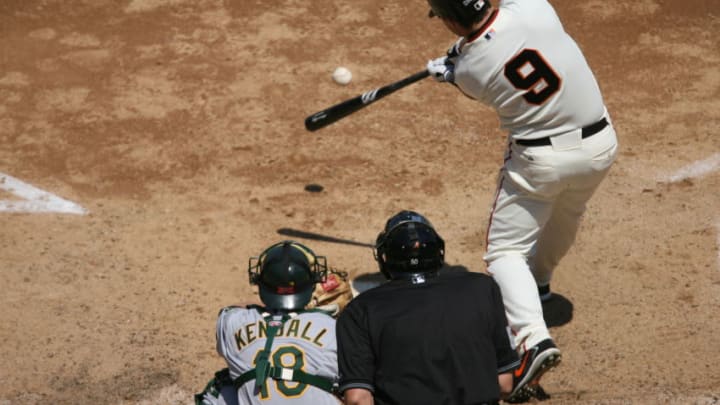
[{"x1": 506, "y1": 339, "x2": 561, "y2": 403}]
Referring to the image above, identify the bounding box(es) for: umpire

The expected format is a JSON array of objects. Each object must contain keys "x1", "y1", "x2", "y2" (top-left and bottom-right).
[{"x1": 336, "y1": 211, "x2": 519, "y2": 405}]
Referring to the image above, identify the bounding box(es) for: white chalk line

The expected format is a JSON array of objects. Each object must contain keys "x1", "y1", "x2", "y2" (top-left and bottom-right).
[
  {"x1": 0, "y1": 172, "x2": 87, "y2": 215},
  {"x1": 664, "y1": 154, "x2": 720, "y2": 271},
  {"x1": 716, "y1": 220, "x2": 720, "y2": 272},
  {"x1": 664, "y1": 152, "x2": 720, "y2": 183}
]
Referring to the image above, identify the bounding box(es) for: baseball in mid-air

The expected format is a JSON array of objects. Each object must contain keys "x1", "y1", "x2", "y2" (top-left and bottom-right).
[{"x1": 332, "y1": 66, "x2": 352, "y2": 85}]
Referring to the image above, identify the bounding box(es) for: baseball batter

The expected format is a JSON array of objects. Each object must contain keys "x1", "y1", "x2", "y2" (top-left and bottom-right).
[
  {"x1": 426, "y1": 0, "x2": 618, "y2": 401},
  {"x1": 196, "y1": 241, "x2": 341, "y2": 405}
]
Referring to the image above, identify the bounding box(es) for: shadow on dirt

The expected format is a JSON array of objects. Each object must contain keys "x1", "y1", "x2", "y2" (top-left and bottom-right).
[
  {"x1": 542, "y1": 294, "x2": 573, "y2": 328},
  {"x1": 276, "y1": 228, "x2": 375, "y2": 248}
]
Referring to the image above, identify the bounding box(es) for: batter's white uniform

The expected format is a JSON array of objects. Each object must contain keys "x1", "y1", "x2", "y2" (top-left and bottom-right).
[
  {"x1": 212, "y1": 306, "x2": 340, "y2": 405},
  {"x1": 449, "y1": 0, "x2": 618, "y2": 351}
]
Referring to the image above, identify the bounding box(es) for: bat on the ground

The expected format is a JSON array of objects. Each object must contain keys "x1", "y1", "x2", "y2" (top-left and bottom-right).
[{"x1": 305, "y1": 69, "x2": 430, "y2": 132}]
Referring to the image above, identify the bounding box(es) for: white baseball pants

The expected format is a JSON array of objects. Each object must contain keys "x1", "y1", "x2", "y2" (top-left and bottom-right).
[{"x1": 484, "y1": 116, "x2": 618, "y2": 351}]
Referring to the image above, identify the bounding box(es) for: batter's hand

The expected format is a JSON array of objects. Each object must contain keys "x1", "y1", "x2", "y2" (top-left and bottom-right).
[{"x1": 427, "y1": 56, "x2": 455, "y2": 83}]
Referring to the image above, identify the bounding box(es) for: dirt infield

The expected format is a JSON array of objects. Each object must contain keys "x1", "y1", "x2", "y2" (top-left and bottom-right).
[{"x1": 1, "y1": 0, "x2": 719, "y2": 404}]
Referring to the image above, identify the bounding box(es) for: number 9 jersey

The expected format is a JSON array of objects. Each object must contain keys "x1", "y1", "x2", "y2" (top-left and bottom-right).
[
  {"x1": 215, "y1": 306, "x2": 341, "y2": 404},
  {"x1": 452, "y1": 0, "x2": 606, "y2": 140}
]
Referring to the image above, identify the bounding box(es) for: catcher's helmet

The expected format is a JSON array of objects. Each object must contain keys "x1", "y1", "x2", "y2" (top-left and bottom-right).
[
  {"x1": 374, "y1": 210, "x2": 445, "y2": 280},
  {"x1": 428, "y1": 0, "x2": 491, "y2": 28},
  {"x1": 248, "y1": 241, "x2": 327, "y2": 311}
]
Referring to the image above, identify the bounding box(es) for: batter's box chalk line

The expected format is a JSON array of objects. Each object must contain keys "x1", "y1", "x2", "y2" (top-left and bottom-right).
[
  {"x1": 662, "y1": 152, "x2": 720, "y2": 183},
  {"x1": 716, "y1": 220, "x2": 720, "y2": 272},
  {"x1": 0, "y1": 172, "x2": 87, "y2": 215}
]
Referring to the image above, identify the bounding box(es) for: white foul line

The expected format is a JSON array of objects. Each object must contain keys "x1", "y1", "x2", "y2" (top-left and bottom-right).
[
  {"x1": 665, "y1": 153, "x2": 720, "y2": 183},
  {"x1": 717, "y1": 221, "x2": 720, "y2": 272},
  {"x1": 662, "y1": 155, "x2": 720, "y2": 271},
  {"x1": 0, "y1": 172, "x2": 87, "y2": 215}
]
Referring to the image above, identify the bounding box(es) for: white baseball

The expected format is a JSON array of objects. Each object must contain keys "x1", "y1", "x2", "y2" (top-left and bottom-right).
[{"x1": 332, "y1": 66, "x2": 352, "y2": 85}]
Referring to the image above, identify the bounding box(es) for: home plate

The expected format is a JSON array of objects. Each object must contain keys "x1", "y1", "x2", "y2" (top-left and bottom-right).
[
  {"x1": 350, "y1": 272, "x2": 387, "y2": 297},
  {"x1": 0, "y1": 172, "x2": 87, "y2": 215}
]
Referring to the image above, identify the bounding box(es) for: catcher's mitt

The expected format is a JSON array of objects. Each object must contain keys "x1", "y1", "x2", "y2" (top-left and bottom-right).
[{"x1": 306, "y1": 267, "x2": 353, "y2": 317}]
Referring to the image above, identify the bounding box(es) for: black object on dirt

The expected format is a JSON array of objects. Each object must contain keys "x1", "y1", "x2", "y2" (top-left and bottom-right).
[{"x1": 304, "y1": 184, "x2": 324, "y2": 193}]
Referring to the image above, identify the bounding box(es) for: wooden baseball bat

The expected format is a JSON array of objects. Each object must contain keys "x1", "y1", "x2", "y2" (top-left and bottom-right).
[{"x1": 305, "y1": 69, "x2": 430, "y2": 132}]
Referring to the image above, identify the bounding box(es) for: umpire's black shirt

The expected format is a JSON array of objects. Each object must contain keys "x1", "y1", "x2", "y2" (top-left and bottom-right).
[{"x1": 337, "y1": 269, "x2": 519, "y2": 405}]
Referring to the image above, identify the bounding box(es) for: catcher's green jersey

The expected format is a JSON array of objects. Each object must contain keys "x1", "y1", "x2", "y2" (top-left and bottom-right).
[{"x1": 216, "y1": 306, "x2": 340, "y2": 404}]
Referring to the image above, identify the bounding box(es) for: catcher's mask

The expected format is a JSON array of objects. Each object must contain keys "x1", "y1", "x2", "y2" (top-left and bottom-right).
[
  {"x1": 374, "y1": 210, "x2": 445, "y2": 280},
  {"x1": 248, "y1": 241, "x2": 327, "y2": 311}
]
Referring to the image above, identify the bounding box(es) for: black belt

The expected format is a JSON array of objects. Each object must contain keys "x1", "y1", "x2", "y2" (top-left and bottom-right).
[{"x1": 515, "y1": 117, "x2": 608, "y2": 147}]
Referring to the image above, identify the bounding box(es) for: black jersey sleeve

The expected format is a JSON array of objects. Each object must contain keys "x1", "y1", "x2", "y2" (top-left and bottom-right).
[
  {"x1": 490, "y1": 279, "x2": 520, "y2": 373},
  {"x1": 336, "y1": 299, "x2": 376, "y2": 394}
]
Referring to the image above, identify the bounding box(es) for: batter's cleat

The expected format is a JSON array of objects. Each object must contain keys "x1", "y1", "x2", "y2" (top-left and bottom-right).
[
  {"x1": 505, "y1": 384, "x2": 550, "y2": 403},
  {"x1": 506, "y1": 339, "x2": 561, "y2": 403},
  {"x1": 538, "y1": 284, "x2": 552, "y2": 303},
  {"x1": 532, "y1": 384, "x2": 550, "y2": 401}
]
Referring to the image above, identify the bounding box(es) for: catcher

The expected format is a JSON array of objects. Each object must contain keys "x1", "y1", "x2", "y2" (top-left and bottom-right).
[{"x1": 195, "y1": 240, "x2": 353, "y2": 405}]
